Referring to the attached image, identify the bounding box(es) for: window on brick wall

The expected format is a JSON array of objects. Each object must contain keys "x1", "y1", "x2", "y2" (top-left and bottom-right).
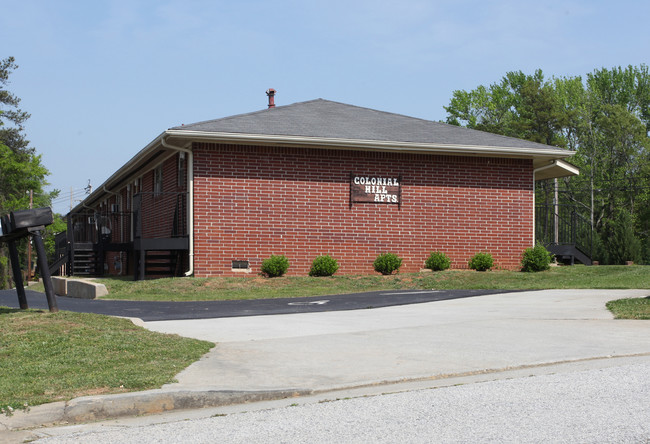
[
  {"x1": 178, "y1": 152, "x2": 185, "y2": 188},
  {"x1": 153, "y1": 165, "x2": 163, "y2": 196}
]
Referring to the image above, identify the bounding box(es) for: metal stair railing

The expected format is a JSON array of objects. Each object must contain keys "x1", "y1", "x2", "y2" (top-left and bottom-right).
[{"x1": 536, "y1": 205, "x2": 593, "y2": 260}]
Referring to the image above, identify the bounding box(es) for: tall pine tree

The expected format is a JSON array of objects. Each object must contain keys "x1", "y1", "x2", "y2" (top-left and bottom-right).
[{"x1": 0, "y1": 57, "x2": 56, "y2": 288}]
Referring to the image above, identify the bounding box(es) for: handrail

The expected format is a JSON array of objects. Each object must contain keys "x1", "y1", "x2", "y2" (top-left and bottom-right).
[{"x1": 535, "y1": 205, "x2": 592, "y2": 259}]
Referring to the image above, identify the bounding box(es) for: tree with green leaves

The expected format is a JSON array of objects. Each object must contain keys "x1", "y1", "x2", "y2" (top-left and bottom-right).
[
  {"x1": 0, "y1": 57, "x2": 33, "y2": 156},
  {"x1": 0, "y1": 57, "x2": 58, "y2": 288},
  {"x1": 444, "y1": 65, "x2": 650, "y2": 264}
]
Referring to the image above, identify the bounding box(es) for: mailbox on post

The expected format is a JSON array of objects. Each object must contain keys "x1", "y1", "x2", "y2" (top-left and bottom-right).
[
  {"x1": 8, "y1": 207, "x2": 53, "y2": 233},
  {"x1": 0, "y1": 207, "x2": 58, "y2": 312}
]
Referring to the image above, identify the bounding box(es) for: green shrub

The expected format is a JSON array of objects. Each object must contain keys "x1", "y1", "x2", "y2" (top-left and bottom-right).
[
  {"x1": 373, "y1": 253, "x2": 403, "y2": 275},
  {"x1": 521, "y1": 244, "x2": 553, "y2": 272},
  {"x1": 600, "y1": 209, "x2": 642, "y2": 265},
  {"x1": 425, "y1": 251, "x2": 452, "y2": 271},
  {"x1": 309, "y1": 255, "x2": 339, "y2": 277},
  {"x1": 261, "y1": 255, "x2": 290, "y2": 277},
  {"x1": 468, "y1": 252, "x2": 493, "y2": 271}
]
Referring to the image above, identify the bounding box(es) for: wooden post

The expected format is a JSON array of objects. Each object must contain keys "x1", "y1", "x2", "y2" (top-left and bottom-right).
[
  {"x1": 27, "y1": 190, "x2": 33, "y2": 281},
  {"x1": 7, "y1": 240, "x2": 28, "y2": 309},
  {"x1": 67, "y1": 215, "x2": 73, "y2": 276},
  {"x1": 31, "y1": 230, "x2": 58, "y2": 313},
  {"x1": 554, "y1": 178, "x2": 559, "y2": 244},
  {"x1": 139, "y1": 248, "x2": 146, "y2": 281}
]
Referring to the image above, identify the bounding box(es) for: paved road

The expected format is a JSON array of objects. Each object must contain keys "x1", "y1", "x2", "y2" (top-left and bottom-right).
[
  {"x1": 0, "y1": 288, "x2": 514, "y2": 321},
  {"x1": 30, "y1": 359, "x2": 650, "y2": 443}
]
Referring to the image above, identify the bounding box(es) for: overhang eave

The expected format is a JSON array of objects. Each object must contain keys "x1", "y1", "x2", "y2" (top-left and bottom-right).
[
  {"x1": 534, "y1": 158, "x2": 580, "y2": 180},
  {"x1": 69, "y1": 130, "x2": 578, "y2": 216}
]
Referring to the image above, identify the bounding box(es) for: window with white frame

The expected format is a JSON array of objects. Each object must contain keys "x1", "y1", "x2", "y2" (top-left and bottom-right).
[{"x1": 154, "y1": 165, "x2": 163, "y2": 196}]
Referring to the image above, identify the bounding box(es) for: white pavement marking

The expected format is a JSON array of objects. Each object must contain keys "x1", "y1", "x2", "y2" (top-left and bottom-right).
[{"x1": 287, "y1": 300, "x2": 329, "y2": 306}]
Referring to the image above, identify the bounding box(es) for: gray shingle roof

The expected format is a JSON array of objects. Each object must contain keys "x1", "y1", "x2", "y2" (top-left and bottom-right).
[{"x1": 170, "y1": 98, "x2": 566, "y2": 152}]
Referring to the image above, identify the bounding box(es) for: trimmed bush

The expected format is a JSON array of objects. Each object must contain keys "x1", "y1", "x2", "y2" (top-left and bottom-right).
[
  {"x1": 468, "y1": 252, "x2": 493, "y2": 271},
  {"x1": 261, "y1": 255, "x2": 290, "y2": 277},
  {"x1": 425, "y1": 251, "x2": 452, "y2": 271},
  {"x1": 521, "y1": 244, "x2": 554, "y2": 272},
  {"x1": 373, "y1": 253, "x2": 403, "y2": 275},
  {"x1": 309, "y1": 255, "x2": 339, "y2": 277}
]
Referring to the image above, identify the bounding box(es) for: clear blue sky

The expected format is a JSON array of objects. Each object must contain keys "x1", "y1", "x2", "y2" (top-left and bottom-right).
[{"x1": 2, "y1": 0, "x2": 649, "y2": 214}]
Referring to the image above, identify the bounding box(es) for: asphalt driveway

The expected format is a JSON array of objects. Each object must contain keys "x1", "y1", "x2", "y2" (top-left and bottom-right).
[{"x1": 0, "y1": 288, "x2": 516, "y2": 321}]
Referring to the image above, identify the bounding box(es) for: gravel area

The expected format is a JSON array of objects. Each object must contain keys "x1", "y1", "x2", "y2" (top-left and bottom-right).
[{"x1": 36, "y1": 363, "x2": 650, "y2": 443}]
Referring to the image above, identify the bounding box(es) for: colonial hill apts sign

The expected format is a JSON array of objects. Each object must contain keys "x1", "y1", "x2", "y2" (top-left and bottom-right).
[{"x1": 350, "y1": 174, "x2": 402, "y2": 207}]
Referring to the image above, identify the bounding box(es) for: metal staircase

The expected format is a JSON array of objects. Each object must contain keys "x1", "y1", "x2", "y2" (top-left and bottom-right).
[
  {"x1": 536, "y1": 205, "x2": 593, "y2": 265},
  {"x1": 71, "y1": 242, "x2": 98, "y2": 275}
]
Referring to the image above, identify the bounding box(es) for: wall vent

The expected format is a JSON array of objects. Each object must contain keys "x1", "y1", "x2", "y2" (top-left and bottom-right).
[{"x1": 232, "y1": 260, "x2": 249, "y2": 270}]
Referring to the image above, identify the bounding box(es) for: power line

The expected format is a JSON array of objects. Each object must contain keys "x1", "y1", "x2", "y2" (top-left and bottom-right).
[
  {"x1": 548, "y1": 186, "x2": 650, "y2": 193},
  {"x1": 50, "y1": 195, "x2": 88, "y2": 204},
  {"x1": 50, "y1": 191, "x2": 88, "y2": 204}
]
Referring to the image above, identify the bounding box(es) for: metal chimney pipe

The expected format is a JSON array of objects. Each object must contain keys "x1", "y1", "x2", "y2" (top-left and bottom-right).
[{"x1": 266, "y1": 88, "x2": 276, "y2": 108}]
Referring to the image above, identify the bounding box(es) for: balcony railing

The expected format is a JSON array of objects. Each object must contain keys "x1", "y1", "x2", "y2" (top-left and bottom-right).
[{"x1": 68, "y1": 192, "x2": 188, "y2": 245}]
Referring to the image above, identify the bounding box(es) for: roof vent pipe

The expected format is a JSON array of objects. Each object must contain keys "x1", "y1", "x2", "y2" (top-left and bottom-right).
[{"x1": 266, "y1": 88, "x2": 276, "y2": 108}]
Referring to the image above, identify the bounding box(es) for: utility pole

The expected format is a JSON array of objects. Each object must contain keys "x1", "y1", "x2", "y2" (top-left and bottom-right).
[{"x1": 26, "y1": 189, "x2": 33, "y2": 281}]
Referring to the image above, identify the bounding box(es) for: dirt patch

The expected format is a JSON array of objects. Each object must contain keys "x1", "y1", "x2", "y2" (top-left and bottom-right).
[{"x1": 74, "y1": 386, "x2": 131, "y2": 398}]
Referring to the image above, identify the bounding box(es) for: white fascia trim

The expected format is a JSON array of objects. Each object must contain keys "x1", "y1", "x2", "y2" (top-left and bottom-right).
[
  {"x1": 554, "y1": 158, "x2": 580, "y2": 176},
  {"x1": 533, "y1": 158, "x2": 580, "y2": 179},
  {"x1": 165, "y1": 130, "x2": 573, "y2": 159},
  {"x1": 70, "y1": 129, "x2": 575, "y2": 216}
]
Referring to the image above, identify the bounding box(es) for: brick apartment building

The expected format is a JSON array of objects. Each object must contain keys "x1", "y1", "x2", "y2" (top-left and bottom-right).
[{"x1": 64, "y1": 95, "x2": 578, "y2": 279}]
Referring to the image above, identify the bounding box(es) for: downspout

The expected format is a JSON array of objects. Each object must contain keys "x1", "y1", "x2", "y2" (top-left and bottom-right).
[
  {"x1": 532, "y1": 160, "x2": 559, "y2": 245},
  {"x1": 160, "y1": 135, "x2": 194, "y2": 277}
]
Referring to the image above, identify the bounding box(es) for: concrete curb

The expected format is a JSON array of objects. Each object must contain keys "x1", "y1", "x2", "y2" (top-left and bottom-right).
[
  {"x1": 0, "y1": 388, "x2": 311, "y2": 431},
  {"x1": 51, "y1": 277, "x2": 67, "y2": 296},
  {"x1": 5, "y1": 353, "x2": 650, "y2": 432},
  {"x1": 50, "y1": 277, "x2": 109, "y2": 299},
  {"x1": 66, "y1": 279, "x2": 108, "y2": 299}
]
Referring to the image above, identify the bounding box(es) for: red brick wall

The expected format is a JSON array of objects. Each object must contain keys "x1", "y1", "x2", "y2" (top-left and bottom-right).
[
  {"x1": 139, "y1": 154, "x2": 187, "y2": 239},
  {"x1": 193, "y1": 143, "x2": 534, "y2": 276}
]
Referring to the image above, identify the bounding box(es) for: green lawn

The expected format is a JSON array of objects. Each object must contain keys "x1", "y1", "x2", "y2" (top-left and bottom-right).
[
  {"x1": 606, "y1": 297, "x2": 650, "y2": 320},
  {"x1": 4, "y1": 265, "x2": 647, "y2": 413},
  {"x1": 0, "y1": 308, "x2": 213, "y2": 412},
  {"x1": 88, "y1": 265, "x2": 650, "y2": 302}
]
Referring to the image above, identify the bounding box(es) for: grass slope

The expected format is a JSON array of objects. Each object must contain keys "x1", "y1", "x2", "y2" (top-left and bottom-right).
[
  {"x1": 92, "y1": 265, "x2": 650, "y2": 302},
  {"x1": 0, "y1": 308, "x2": 213, "y2": 412}
]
